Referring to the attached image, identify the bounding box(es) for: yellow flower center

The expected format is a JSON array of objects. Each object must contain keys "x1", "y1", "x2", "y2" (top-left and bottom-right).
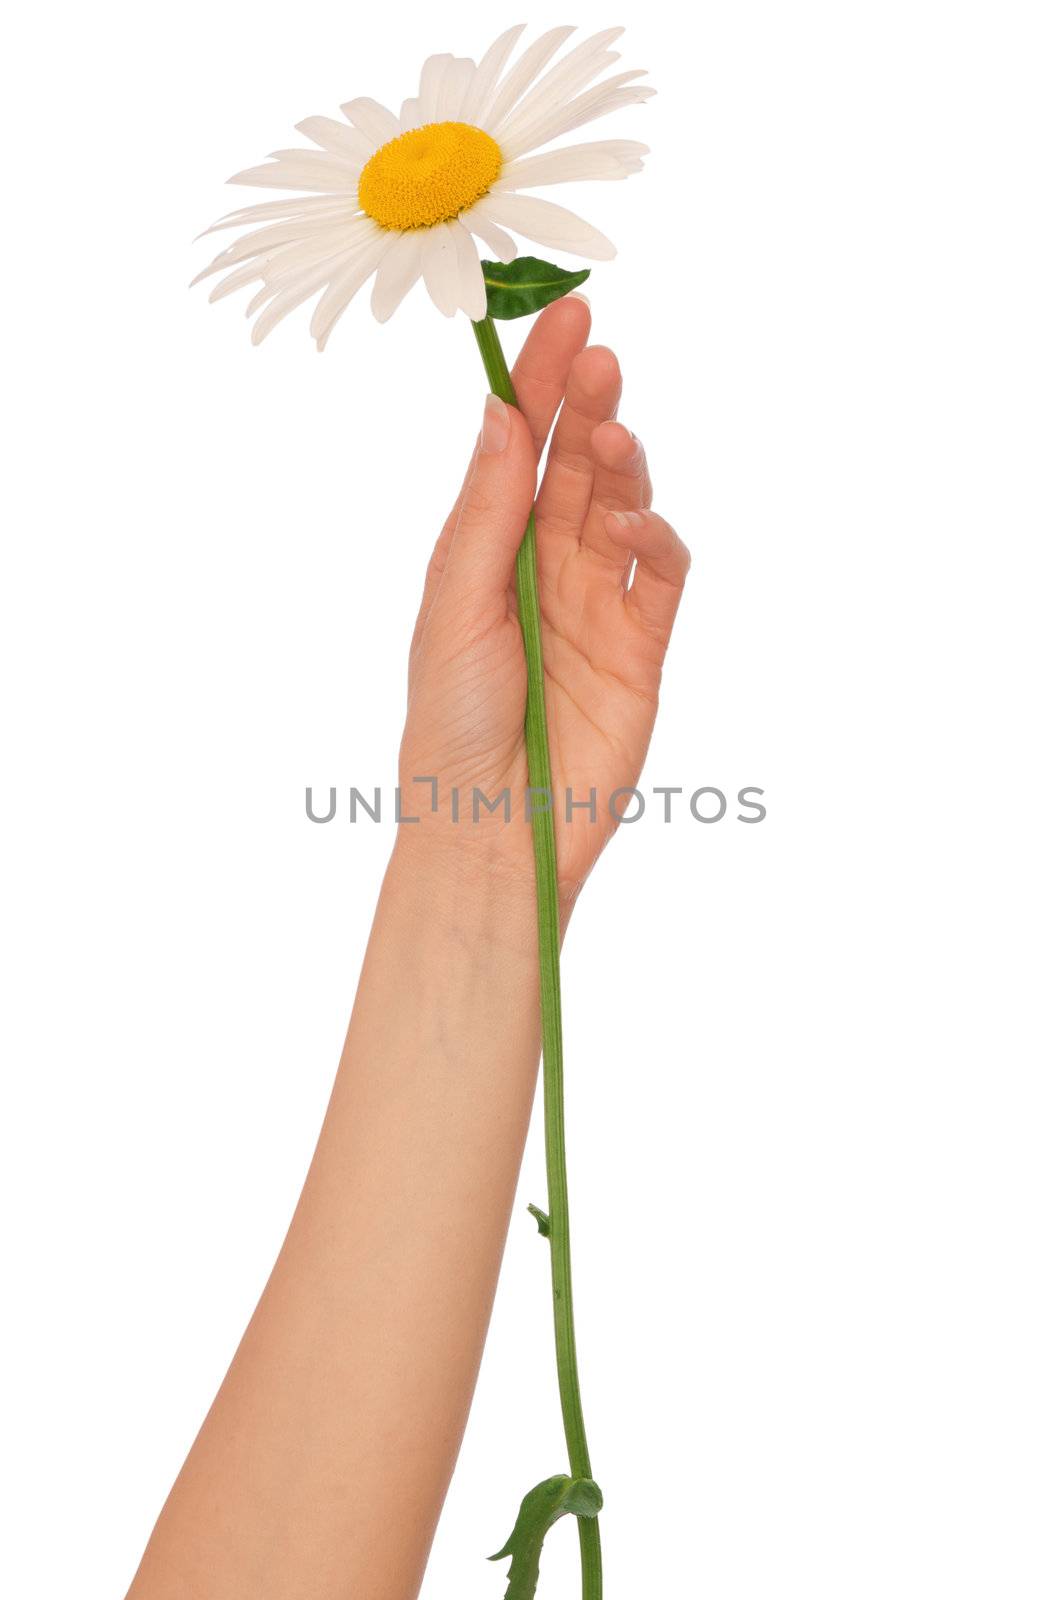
[{"x1": 358, "y1": 121, "x2": 503, "y2": 231}]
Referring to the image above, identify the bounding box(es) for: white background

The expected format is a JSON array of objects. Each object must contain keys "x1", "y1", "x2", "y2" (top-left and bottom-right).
[{"x1": 2, "y1": 3, "x2": 1061, "y2": 1595}]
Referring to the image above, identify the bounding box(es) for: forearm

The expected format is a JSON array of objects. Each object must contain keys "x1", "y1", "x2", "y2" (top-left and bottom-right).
[{"x1": 129, "y1": 837, "x2": 543, "y2": 1600}]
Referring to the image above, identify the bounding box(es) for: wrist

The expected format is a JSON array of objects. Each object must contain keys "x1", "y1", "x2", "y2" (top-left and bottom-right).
[{"x1": 386, "y1": 827, "x2": 544, "y2": 966}]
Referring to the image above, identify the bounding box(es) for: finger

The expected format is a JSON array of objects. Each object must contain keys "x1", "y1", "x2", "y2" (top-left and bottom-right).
[
  {"x1": 590, "y1": 421, "x2": 653, "y2": 510},
  {"x1": 536, "y1": 344, "x2": 623, "y2": 538},
  {"x1": 434, "y1": 395, "x2": 537, "y2": 616},
  {"x1": 511, "y1": 292, "x2": 592, "y2": 457},
  {"x1": 579, "y1": 420, "x2": 653, "y2": 567},
  {"x1": 440, "y1": 293, "x2": 591, "y2": 536},
  {"x1": 603, "y1": 509, "x2": 691, "y2": 641},
  {"x1": 409, "y1": 520, "x2": 453, "y2": 669},
  {"x1": 412, "y1": 295, "x2": 591, "y2": 641}
]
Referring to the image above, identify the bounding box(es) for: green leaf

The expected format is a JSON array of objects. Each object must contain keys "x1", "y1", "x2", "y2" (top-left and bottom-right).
[
  {"x1": 527, "y1": 1203, "x2": 551, "y2": 1237},
  {"x1": 481, "y1": 257, "x2": 590, "y2": 320},
  {"x1": 489, "y1": 1474, "x2": 603, "y2": 1600}
]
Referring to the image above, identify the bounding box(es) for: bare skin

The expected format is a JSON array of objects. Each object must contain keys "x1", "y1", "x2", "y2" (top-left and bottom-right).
[{"x1": 127, "y1": 295, "x2": 689, "y2": 1600}]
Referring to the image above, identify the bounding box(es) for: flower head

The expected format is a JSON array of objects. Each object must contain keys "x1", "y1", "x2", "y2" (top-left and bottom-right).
[{"x1": 194, "y1": 26, "x2": 652, "y2": 347}]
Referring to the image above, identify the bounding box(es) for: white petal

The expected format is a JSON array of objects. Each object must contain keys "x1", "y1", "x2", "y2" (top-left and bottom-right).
[
  {"x1": 494, "y1": 140, "x2": 649, "y2": 190},
  {"x1": 231, "y1": 234, "x2": 372, "y2": 312},
  {"x1": 503, "y1": 74, "x2": 654, "y2": 159},
  {"x1": 251, "y1": 287, "x2": 318, "y2": 344},
  {"x1": 461, "y1": 206, "x2": 518, "y2": 264},
  {"x1": 481, "y1": 26, "x2": 577, "y2": 133},
  {"x1": 294, "y1": 116, "x2": 372, "y2": 162},
  {"x1": 475, "y1": 193, "x2": 616, "y2": 260},
  {"x1": 495, "y1": 27, "x2": 625, "y2": 147},
  {"x1": 245, "y1": 284, "x2": 273, "y2": 317},
  {"x1": 340, "y1": 97, "x2": 400, "y2": 147},
  {"x1": 460, "y1": 24, "x2": 524, "y2": 126},
  {"x1": 420, "y1": 225, "x2": 460, "y2": 317},
  {"x1": 449, "y1": 220, "x2": 487, "y2": 321},
  {"x1": 192, "y1": 217, "x2": 369, "y2": 284},
  {"x1": 199, "y1": 195, "x2": 359, "y2": 237},
  {"x1": 417, "y1": 55, "x2": 451, "y2": 124},
  {"x1": 310, "y1": 233, "x2": 391, "y2": 349},
  {"x1": 437, "y1": 56, "x2": 476, "y2": 120},
  {"x1": 219, "y1": 237, "x2": 343, "y2": 304},
  {"x1": 399, "y1": 97, "x2": 422, "y2": 132},
  {"x1": 228, "y1": 155, "x2": 361, "y2": 196},
  {"x1": 250, "y1": 245, "x2": 364, "y2": 345},
  {"x1": 214, "y1": 231, "x2": 354, "y2": 306},
  {"x1": 227, "y1": 165, "x2": 352, "y2": 195},
  {"x1": 370, "y1": 232, "x2": 424, "y2": 322},
  {"x1": 208, "y1": 259, "x2": 268, "y2": 303},
  {"x1": 258, "y1": 231, "x2": 370, "y2": 287},
  {"x1": 194, "y1": 222, "x2": 336, "y2": 285},
  {"x1": 500, "y1": 53, "x2": 620, "y2": 150},
  {"x1": 267, "y1": 147, "x2": 361, "y2": 176}
]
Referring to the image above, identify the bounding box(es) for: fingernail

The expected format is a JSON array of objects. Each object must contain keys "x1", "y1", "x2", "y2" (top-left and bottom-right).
[
  {"x1": 481, "y1": 393, "x2": 510, "y2": 454},
  {"x1": 568, "y1": 291, "x2": 590, "y2": 308}
]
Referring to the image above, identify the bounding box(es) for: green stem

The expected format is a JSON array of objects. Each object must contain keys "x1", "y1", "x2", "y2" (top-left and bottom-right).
[{"x1": 471, "y1": 314, "x2": 602, "y2": 1600}]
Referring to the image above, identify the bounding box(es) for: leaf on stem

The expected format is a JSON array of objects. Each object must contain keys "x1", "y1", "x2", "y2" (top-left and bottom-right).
[
  {"x1": 527, "y1": 1203, "x2": 551, "y2": 1237},
  {"x1": 489, "y1": 1474, "x2": 603, "y2": 1600},
  {"x1": 481, "y1": 257, "x2": 590, "y2": 320}
]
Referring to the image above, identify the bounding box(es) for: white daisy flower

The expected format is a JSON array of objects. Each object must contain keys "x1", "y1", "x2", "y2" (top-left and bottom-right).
[{"x1": 194, "y1": 25, "x2": 653, "y2": 348}]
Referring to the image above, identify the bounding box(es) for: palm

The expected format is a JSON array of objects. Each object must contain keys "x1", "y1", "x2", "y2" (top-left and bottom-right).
[{"x1": 402, "y1": 298, "x2": 687, "y2": 906}]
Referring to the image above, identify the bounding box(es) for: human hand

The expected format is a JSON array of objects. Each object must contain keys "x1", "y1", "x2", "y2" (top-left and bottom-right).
[{"x1": 399, "y1": 295, "x2": 689, "y2": 912}]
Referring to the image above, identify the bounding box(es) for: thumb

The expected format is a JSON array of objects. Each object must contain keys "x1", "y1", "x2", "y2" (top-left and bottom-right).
[{"x1": 438, "y1": 394, "x2": 537, "y2": 608}]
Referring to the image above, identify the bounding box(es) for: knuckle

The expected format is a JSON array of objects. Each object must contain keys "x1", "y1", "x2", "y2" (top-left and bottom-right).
[{"x1": 460, "y1": 479, "x2": 496, "y2": 522}]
